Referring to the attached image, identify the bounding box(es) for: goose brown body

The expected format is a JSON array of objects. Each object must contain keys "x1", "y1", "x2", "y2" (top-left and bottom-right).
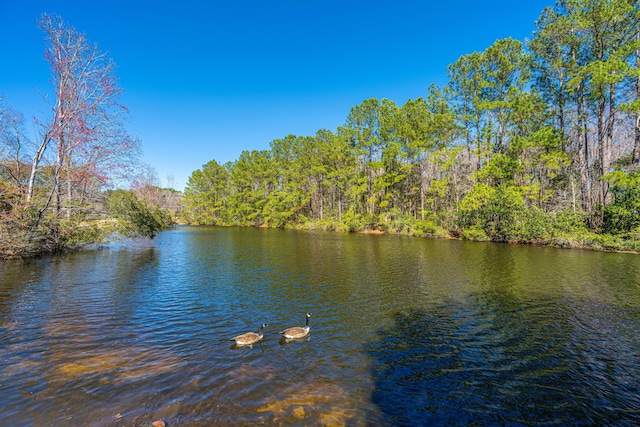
[
  {"x1": 231, "y1": 323, "x2": 267, "y2": 346},
  {"x1": 280, "y1": 313, "x2": 312, "y2": 339}
]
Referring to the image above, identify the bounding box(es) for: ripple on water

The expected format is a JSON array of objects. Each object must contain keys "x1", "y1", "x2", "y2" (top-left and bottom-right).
[{"x1": 2, "y1": 227, "x2": 640, "y2": 426}]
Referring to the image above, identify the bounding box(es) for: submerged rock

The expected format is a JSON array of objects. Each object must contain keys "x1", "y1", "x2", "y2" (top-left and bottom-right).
[
  {"x1": 256, "y1": 381, "x2": 355, "y2": 425},
  {"x1": 292, "y1": 406, "x2": 306, "y2": 419}
]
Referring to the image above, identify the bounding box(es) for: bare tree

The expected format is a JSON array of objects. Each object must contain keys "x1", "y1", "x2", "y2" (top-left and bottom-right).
[
  {"x1": 0, "y1": 102, "x2": 29, "y2": 193},
  {"x1": 27, "y1": 14, "x2": 136, "y2": 217}
]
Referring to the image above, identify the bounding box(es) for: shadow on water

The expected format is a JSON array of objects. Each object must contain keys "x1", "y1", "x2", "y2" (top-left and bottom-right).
[{"x1": 366, "y1": 304, "x2": 640, "y2": 427}]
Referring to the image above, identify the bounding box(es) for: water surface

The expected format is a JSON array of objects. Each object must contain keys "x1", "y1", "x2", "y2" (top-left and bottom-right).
[{"x1": 1, "y1": 226, "x2": 640, "y2": 426}]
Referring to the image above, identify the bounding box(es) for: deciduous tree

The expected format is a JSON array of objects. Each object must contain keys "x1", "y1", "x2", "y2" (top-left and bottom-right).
[{"x1": 28, "y1": 14, "x2": 137, "y2": 216}]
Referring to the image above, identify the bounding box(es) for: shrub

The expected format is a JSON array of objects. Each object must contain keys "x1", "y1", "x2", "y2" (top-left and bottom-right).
[
  {"x1": 414, "y1": 219, "x2": 449, "y2": 237},
  {"x1": 603, "y1": 171, "x2": 640, "y2": 234},
  {"x1": 552, "y1": 209, "x2": 588, "y2": 234},
  {"x1": 107, "y1": 190, "x2": 167, "y2": 238},
  {"x1": 342, "y1": 206, "x2": 362, "y2": 232},
  {"x1": 461, "y1": 224, "x2": 491, "y2": 241}
]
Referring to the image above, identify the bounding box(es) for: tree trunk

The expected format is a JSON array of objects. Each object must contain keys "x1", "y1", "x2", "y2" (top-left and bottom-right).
[
  {"x1": 602, "y1": 83, "x2": 615, "y2": 206},
  {"x1": 55, "y1": 132, "x2": 64, "y2": 215},
  {"x1": 26, "y1": 133, "x2": 50, "y2": 202},
  {"x1": 558, "y1": 74, "x2": 566, "y2": 151},
  {"x1": 420, "y1": 177, "x2": 425, "y2": 221},
  {"x1": 634, "y1": 112, "x2": 640, "y2": 167},
  {"x1": 597, "y1": 84, "x2": 613, "y2": 208},
  {"x1": 577, "y1": 85, "x2": 591, "y2": 213},
  {"x1": 633, "y1": 45, "x2": 640, "y2": 167}
]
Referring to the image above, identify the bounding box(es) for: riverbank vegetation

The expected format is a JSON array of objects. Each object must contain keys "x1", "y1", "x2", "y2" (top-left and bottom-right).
[
  {"x1": 0, "y1": 15, "x2": 175, "y2": 259},
  {"x1": 183, "y1": 0, "x2": 640, "y2": 252}
]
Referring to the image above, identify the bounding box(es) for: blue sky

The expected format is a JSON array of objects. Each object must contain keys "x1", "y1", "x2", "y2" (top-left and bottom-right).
[{"x1": 1, "y1": 1, "x2": 550, "y2": 191}]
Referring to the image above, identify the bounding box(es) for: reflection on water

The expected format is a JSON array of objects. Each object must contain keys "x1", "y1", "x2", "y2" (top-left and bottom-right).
[
  {"x1": 368, "y1": 301, "x2": 640, "y2": 426},
  {"x1": 1, "y1": 227, "x2": 640, "y2": 426}
]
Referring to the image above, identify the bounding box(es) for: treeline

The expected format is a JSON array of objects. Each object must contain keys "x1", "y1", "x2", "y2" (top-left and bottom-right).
[{"x1": 184, "y1": 0, "x2": 640, "y2": 252}]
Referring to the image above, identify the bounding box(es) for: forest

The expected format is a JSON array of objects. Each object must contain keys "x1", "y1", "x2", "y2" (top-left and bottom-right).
[{"x1": 182, "y1": 0, "x2": 640, "y2": 252}]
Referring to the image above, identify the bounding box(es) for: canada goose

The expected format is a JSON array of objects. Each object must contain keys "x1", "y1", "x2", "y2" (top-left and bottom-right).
[
  {"x1": 280, "y1": 312, "x2": 312, "y2": 339},
  {"x1": 230, "y1": 323, "x2": 267, "y2": 346}
]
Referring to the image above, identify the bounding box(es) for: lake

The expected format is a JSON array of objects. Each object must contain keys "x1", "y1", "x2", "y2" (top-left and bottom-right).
[{"x1": 1, "y1": 226, "x2": 640, "y2": 426}]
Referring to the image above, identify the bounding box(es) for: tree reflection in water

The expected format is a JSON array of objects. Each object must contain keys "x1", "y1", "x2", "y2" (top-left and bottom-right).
[{"x1": 367, "y1": 305, "x2": 640, "y2": 426}]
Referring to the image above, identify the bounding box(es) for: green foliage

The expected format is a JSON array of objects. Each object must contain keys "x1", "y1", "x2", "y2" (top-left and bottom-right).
[
  {"x1": 458, "y1": 184, "x2": 554, "y2": 242},
  {"x1": 56, "y1": 216, "x2": 106, "y2": 247},
  {"x1": 461, "y1": 225, "x2": 491, "y2": 241},
  {"x1": 602, "y1": 171, "x2": 640, "y2": 234},
  {"x1": 183, "y1": 160, "x2": 231, "y2": 225},
  {"x1": 413, "y1": 220, "x2": 441, "y2": 236},
  {"x1": 342, "y1": 206, "x2": 363, "y2": 232},
  {"x1": 339, "y1": 206, "x2": 377, "y2": 232},
  {"x1": 475, "y1": 154, "x2": 520, "y2": 184},
  {"x1": 107, "y1": 190, "x2": 167, "y2": 238},
  {"x1": 510, "y1": 207, "x2": 551, "y2": 242},
  {"x1": 559, "y1": 229, "x2": 640, "y2": 252},
  {"x1": 551, "y1": 209, "x2": 588, "y2": 234},
  {"x1": 457, "y1": 183, "x2": 497, "y2": 228},
  {"x1": 299, "y1": 217, "x2": 349, "y2": 233}
]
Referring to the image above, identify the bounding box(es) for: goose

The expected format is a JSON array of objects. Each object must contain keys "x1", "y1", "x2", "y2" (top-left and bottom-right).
[
  {"x1": 280, "y1": 312, "x2": 312, "y2": 339},
  {"x1": 230, "y1": 323, "x2": 267, "y2": 346}
]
